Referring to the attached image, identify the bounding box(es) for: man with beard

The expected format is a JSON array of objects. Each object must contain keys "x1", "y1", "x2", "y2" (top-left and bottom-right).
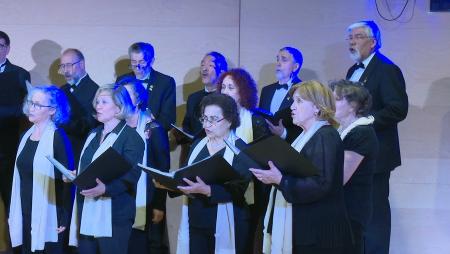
[
  {"x1": 59, "y1": 48, "x2": 99, "y2": 163},
  {"x1": 181, "y1": 51, "x2": 228, "y2": 139},
  {"x1": 345, "y1": 21, "x2": 408, "y2": 254},
  {"x1": 259, "y1": 46, "x2": 303, "y2": 143}
]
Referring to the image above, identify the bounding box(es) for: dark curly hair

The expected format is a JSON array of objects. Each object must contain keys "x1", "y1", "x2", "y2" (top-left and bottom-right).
[
  {"x1": 216, "y1": 68, "x2": 258, "y2": 110},
  {"x1": 329, "y1": 79, "x2": 372, "y2": 117},
  {"x1": 200, "y1": 93, "x2": 240, "y2": 130}
]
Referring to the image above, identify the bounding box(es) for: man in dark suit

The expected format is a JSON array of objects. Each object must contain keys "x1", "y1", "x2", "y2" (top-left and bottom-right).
[
  {"x1": 345, "y1": 21, "x2": 408, "y2": 254},
  {"x1": 59, "y1": 48, "x2": 99, "y2": 164},
  {"x1": 181, "y1": 51, "x2": 228, "y2": 139},
  {"x1": 259, "y1": 46, "x2": 303, "y2": 143},
  {"x1": 0, "y1": 31, "x2": 30, "y2": 210},
  {"x1": 117, "y1": 42, "x2": 175, "y2": 131}
]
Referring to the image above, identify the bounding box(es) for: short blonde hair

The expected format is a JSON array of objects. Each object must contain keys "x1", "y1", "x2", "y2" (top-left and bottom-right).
[
  {"x1": 92, "y1": 84, "x2": 135, "y2": 120},
  {"x1": 289, "y1": 80, "x2": 338, "y2": 128}
]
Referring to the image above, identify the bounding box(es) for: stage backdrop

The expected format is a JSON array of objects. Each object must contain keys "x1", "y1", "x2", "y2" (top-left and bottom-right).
[{"x1": 1, "y1": 0, "x2": 449, "y2": 253}]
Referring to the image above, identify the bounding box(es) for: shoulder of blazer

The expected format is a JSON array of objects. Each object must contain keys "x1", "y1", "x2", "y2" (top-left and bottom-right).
[
  {"x1": 150, "y1": 68, "x2": 175, "y2": 85},
  {"x1": 5, "y1": 60, "x2": 29, "y2": 76}
]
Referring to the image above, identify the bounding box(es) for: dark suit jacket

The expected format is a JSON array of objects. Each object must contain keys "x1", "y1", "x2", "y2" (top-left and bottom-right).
[
  {"x1": 145, "y1": 121, "x2": 170, "y2": 216},
  {"x1": 259, "y1": 78, "x2": 302, "y2": 143},
  {"x1": 77, "y1": 121, "x2": 145, "y2": 223},
  {"x1": 0, "y1": 59, "x2": 30, "y2": 155},
  {"x1": 117, "y1": 69, "x2": 176, "y2": 130},
  {"x1": 182, "y1": 89, "x2": 211, "y2": 138},
  {"x1": 277, "y1": 125, "x2": 352, "y2": 248},
  {"x1": 346, "y1": 52, "x2": 408, "y2": 172},
  {"x1": 61, "y1": 74, "x2": 99, "y2": 142}
]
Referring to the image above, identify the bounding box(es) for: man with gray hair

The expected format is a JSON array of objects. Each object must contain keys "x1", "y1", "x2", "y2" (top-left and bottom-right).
[{"x1": 345, "y1": 20, "x2": 408, "y2": 254}]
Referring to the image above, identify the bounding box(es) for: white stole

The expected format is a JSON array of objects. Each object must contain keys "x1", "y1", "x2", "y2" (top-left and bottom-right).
[
  {"x1": 338, "y1": 116, "x2": 374, "y2": 140},
  {"x1": 263, "y1": 121, "x2": 328, "y2": 254},
  {"x1": 69, "y1": 124, "x2": 126, "y2": 246},
  {"x1": 235, "y1": 108, "x2": 255, "y2": 205},
  {"x1": 9, "y1": 123, "x2": 58, "y2": 252},
  {"x1": 133, "y1": 112, "x2": 149, "y2": 230},
  {"x1": 176, "y1": 134, "x2": 237, "y2": 254}
]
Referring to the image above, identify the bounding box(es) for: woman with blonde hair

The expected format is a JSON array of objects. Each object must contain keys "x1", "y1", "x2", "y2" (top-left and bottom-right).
[{"x1": 251, "y1": 80, "x2": 352, "y2": 254}]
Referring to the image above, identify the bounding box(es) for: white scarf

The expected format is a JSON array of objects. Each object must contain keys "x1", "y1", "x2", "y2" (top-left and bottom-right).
[
  {"x1": 235, "y1": 108, "x2": 255, "y2": 205},
  {"x1": 69, "y1": 124, "x2": 126, "y2": 246},
  {"x1": 263, "y1": 121, "x2": 328, "y2": 254},
  {"x1": 176, "y1": 133, "x2": 237, "y2": 254},
  {"x1": 338, "y1": 116, "x2": 374, "y2": 140},
  {"x1": 133, "y1": 112, "x2": 149, "y2": 230},
  {"x1": 9, "y1": 123, "x2": 58, "y2": 252}
]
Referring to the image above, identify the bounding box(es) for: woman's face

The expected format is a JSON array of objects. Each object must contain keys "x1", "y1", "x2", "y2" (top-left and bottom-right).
[
  {"x1": 94, "y1": 91, "x2": 120, "y2": 123},
  {"x1": 290, "y1": 90, "x2": 318, "y2": 129},
  {"x1": 221, "y1": 76, "x2": 241, "y2": 107},
  {"x1": 202, "y1": 105, "x2": 232, "y2": 139},
  {"x1": 27, "y1": 91, "x2": 55, "y2": 124},
  {"x1": 334, "y1": 92, "x2": 355, "y2": 122}
]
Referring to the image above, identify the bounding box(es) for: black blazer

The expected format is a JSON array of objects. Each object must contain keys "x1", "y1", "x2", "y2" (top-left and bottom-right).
[
  {"x1": 277, "y1": 125, "x2": 352, "y2": 248},
  {"x1": 117, "y1": 69, "x2": 176, "y2": 130},
  {"x1": 145, "y1": 121, "x2": 170, "y2": 216},
  {"x1": 0, "y1": 59, "x2": 30, "y2": 155},
  {"x1": 61, "y1": 74, "x2": 99, "y2": 142},
  {"x1": 182, "y1": 89, "x2": 211, "y2": 138},
  {"x1": 346, "y1": 52, "x2": 408, "y2": 172},
  {"x1": 259, "y1": 78, "x2": 302, "y2": 143},
  {"x1": 77, "y1": 121, "x2": 145, "y2": 223}
]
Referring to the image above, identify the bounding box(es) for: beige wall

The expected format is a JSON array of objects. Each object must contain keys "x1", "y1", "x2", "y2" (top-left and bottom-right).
[{"x1": 2, "y1": 0, "x2": 449, "y2": 253}]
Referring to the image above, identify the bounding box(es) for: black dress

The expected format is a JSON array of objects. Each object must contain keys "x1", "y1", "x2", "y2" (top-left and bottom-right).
[
  {"x1": 342, "y1": 125, "x2": 378, "y2": 254},
  {"x1": 274, "y1": 125, "x2": 352, "y2": 253},
  {"x1": 16, "y1": 129, "x2": 73, "y2": 254}
]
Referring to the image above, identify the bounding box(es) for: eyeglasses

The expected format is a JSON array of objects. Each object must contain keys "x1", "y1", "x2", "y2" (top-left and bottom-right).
[
  {"x1": 129, "y1": 60, "x2": 148, "y2": 70},
  {"x1": 199, "y1": 116, "x2": 225, "y2": 125},
  {"x1": 27, "y1": 100, "x2": 54, "y2": 110},
  {"x1": 346, "y1": 35, "x2": 373, "y2": 41},
  {"x1": 58, "y1": 60, "x2": 81, "y2": 72}
]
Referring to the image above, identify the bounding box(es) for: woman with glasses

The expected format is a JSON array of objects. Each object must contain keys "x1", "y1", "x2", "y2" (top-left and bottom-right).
[
  {"x1": 330, "y1": 80, "x2": 378, "y2": 254},
  {"x1": 68, "y1": 85, "x2": 144, "y2": 254},
  {"x1": 114, "y1": 77, "x2": 170, "y2": 254},
  {"x1": 250, "y1": 81, "x2": 352, "y2": 254},
  {"x1": 216, "y1": 68, "x2": 270, "y2": 252},
  {"x1": 9, "y1": 85, "x2": 73, "y2": 254},
  {"x1": 158, "y1": 93, "x2": 252, "y2": 254}
]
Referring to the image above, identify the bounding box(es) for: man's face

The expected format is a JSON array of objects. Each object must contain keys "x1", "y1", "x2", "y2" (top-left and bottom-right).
[
  {"x1": 275, "y1": 50, "x2": 299, "y2": 83},
  {"x1": 200, "y1": 55, "x2": 218, "y2": 85},
  {"x1": 348, "y1": 27, "x2": 376, "y2": 62},
  {"x1": 59, "y1": 52, "x2": 85, "y2": 84},
  {"x1": 130, "y1": 52, "x2": 152, "y2": 79},
  {"x1": 0, "y1": 38, "x2": 10, "y2": 63}
]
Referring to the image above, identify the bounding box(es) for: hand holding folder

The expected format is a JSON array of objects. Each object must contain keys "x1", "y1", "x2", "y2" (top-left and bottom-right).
[
  {"x1": 224, "y1": 135, "x2": 318, "y2": 177},
  {"x1": 139, "y1": 153, "x2": 241, "y2": 192},
  {"x1": 46, "y1": 148, "x2": 132, "y2": 189}
]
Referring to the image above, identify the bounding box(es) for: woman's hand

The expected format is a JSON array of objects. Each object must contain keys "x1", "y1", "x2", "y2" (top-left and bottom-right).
[
  {"x1": 62, "y1": 170, "x2": 77, "y2": 183},
  {"x1": 57, "y1": 226, "x2": 66, "y2": 234},
  {"x1": 266, "y1": 119, "x2": 286, "y2": 137},
  {"x1": 178, "y1": 177, "x2": 211, "y2": 197},
  {"x1": 80, "y1": 178, "x2": 106, "y2": 198},
  {"x1": 152, "y1": 209, "x2": 165, "y2": 223},
  {"x1": 250, "y1": 161, "x2": 283, "y2": 185}
]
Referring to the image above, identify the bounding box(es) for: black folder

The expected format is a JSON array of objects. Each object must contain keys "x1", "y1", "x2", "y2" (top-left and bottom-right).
[
  {"x1": 225, "y1": 135, "x2": 318, "y2": 177},
  {"x1": 47, "y1": 147, "x2": 132, "y2": 189},
  {"x1": 139, "y1": 153, "x2": 241, "y2": 191},
  {"x1": 171, "y1": 123, "x2": 194, "y2": 144}
]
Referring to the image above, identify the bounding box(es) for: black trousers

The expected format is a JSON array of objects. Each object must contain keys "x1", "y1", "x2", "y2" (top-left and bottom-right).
[
  {"x1": 344, "y1": 220, "x2": 365, "y2": 254},
  {"x1": 364, "y1": 171, "x2": 391, "y2": 254},
  {"x1": 78, "y1": 221, "x2": 132, "y2": 254},
  {"x1": 127, "y1": 222, "x2": 168, "y2": 254},
  {"x1": 0, "y1": 154, "x2": 15, "y2": 210},
  {"x1": 294, "y1": 245, "x2": 345, "y2": 254}
]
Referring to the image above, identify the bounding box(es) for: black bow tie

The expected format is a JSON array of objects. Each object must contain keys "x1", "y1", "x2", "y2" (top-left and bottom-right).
[
  {"x1": 356, "y1": 63, "x2": 365, "y2": 69},
  {"x1": 276, "y1": 83, "x2": 288, "y2": 90},
  {"x1": 69, "y1": 83, "x2": 77, "y2": 92}
]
